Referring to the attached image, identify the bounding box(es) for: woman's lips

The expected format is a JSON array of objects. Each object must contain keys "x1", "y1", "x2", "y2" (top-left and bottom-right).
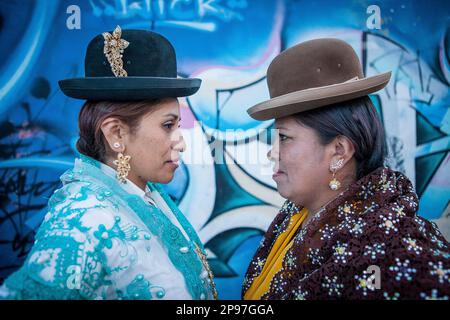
[
  {"x1": 165, "y1": 160, "x2": 179, "y2": 169},
  {"x1": 272, "y1": 170, "x2": 285, "y2": 179}
]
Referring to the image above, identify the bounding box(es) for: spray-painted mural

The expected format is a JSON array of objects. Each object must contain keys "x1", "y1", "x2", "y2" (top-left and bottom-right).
[{"x1": 0, "y1": 0, "x2": 449, "y2": 299}]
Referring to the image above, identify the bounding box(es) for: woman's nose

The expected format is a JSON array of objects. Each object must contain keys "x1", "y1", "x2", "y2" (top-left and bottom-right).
[
  {"x1": 268, "y1": 137, "x2": 280, "y2": 160},
  {"x1": 173, "y1": 129, "x2": 186, "y2": 152},
  {"x1": 267, "y1": 148, "x2": 279, "y2": 161}
]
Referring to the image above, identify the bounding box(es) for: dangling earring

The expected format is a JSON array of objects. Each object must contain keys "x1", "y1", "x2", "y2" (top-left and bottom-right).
[
  {"x1": 113, "y1": 145, "x2": 131, "y2": 184},
  {"x1": 329, "y1": 159, "x2": 344, "y2": 191}
]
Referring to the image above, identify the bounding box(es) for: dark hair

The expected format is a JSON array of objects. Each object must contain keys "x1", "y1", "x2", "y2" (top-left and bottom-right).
[
  {"x1": 294, "y1": 96, "x2": 387, "y2": 179},
  {"x1": 76, "y1": 99, "x2": 160, "y2": 162}
]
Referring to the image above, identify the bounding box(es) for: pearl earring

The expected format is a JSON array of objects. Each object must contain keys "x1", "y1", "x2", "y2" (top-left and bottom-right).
[
  {"x1": 329, "y1": 159, "x2": 344, "y2": 191},
  {"x1": 113, "y1": 142, "x2": 121, "y2": 149}
]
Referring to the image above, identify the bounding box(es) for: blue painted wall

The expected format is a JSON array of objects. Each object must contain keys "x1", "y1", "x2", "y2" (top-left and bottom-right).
[{"x1": 0, "y1": 0, "x2": 449, "y2": 299}]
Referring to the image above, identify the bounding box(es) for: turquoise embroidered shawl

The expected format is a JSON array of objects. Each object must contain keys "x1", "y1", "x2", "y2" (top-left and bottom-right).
[{"x1": 1, "y1": 155, "x2": 215, "y2": 300}]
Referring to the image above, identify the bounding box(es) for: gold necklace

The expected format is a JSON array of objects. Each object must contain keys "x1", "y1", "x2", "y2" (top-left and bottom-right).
[
  {"x1": 194, "y1": 243, "x2": 219, "y2": 300},
  {"x1": 301, "y1": 187, "x2": 349, "y2": 229}
]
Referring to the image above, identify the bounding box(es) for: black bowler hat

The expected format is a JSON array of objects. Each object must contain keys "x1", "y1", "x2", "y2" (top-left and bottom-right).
[{"x1": 58, "y1": 26, "x2": 201, "y2": 100}]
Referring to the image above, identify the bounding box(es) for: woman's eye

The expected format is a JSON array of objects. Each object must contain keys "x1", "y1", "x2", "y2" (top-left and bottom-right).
[
  {"x1": 279, "y1": 133, "x2": 288, "y2": 141},
  {"x1": 163, "y1": 123, "x2": 174, "y2": 129}
]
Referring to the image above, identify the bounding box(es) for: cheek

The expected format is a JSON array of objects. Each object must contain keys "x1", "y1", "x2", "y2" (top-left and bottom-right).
[
  {"x1": 281, "y1": 144, "x2": 307, "y2": 172},
  {"x1": 125, "y1": 126, "x2": 178, "y2": 183},
  {"x1": 282, "y1": 143, "x2": 326, "y2": 179},
  {"x1": 277, "y1": 147, "x2": 327, "y2": 203},
  {"x1": 139, "y1": 131, "x2": 175, "y2": 172},
  {"x1": 129, "y1": 132, "x2": 161, "y2": 168}
]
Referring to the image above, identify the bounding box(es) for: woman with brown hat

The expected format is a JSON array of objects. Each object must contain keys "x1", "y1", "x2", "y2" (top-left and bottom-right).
[
  {"x1": 0, "y1": 26, "x2": 216, "y2": 300},
  {"x1": 242, "y1": 38, "x2": 449, "y2": 300}
]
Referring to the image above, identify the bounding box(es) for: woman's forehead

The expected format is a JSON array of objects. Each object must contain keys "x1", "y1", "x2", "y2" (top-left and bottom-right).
[
  {"x1": 149, "y1": 98, "x2": 180, "y2": 117},
  {"x1": 274, "y1": 116, "x2": 298, "y2": 129}
]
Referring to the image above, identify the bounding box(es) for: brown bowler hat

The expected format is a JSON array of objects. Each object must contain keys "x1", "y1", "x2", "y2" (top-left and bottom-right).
[{"x1": 247, "y1": 38, "x2": 391, "y2": 120}]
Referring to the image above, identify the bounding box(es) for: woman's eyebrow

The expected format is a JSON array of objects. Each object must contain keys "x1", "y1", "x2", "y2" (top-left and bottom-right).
[{"x1": 163, "y1": 113, "x2": 179, "y2": 120}]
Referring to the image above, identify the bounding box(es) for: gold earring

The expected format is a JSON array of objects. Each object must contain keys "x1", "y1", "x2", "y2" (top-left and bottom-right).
[
  {"x1": 329, "y1": 159, "x2": 344, "y2": 191},
  {"x1": 113, "y1": 152, "x2": 131, "y2": 184}
]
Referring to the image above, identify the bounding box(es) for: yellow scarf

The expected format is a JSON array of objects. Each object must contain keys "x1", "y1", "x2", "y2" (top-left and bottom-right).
[{"x1": 244, "y1": 208, "x2": 308, "y2": 300}]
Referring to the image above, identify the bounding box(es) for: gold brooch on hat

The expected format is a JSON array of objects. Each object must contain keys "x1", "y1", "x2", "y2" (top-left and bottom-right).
[{"x1": 102, "y1": 25, "x2": 130, "y2": 77}]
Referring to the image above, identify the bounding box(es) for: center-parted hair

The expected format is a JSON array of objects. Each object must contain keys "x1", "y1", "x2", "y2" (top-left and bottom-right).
[{"x1": 294, "y1": 96, "x2": 387, "y2": 179}]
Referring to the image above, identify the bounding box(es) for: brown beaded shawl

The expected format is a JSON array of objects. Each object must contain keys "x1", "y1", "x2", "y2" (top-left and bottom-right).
[{"x1": 242, "y1": 167, "x2": 450, "y2": 300}]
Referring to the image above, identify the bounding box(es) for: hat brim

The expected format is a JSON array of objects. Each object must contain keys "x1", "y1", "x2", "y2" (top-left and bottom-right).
[
  {"x1": 247, "y1": 72, "x2": 391, "y2": 120},
  {"x1": 58, "y1": 77, "x2": 201, "y2": 100}
]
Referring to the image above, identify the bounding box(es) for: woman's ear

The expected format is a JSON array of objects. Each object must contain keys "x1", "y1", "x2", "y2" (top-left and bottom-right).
[
  {"x1": 330, "y1": 135, "x2": 355, "y2": 166},
  {"x1": 100, "y1": 117, "x2": 127, "y2": 153}
]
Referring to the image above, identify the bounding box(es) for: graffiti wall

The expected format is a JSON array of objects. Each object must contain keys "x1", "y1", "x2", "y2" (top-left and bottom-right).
[{"x1": 0, "y1": 0, "x2": 449, "y2": 299}]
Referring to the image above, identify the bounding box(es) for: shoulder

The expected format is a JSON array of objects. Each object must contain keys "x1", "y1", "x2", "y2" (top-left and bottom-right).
[
  {"x1": 42, "y1": 180, "x2": 124, "y2": 232},
  {"x1": 47, "y1": 180, "x2": 121, "y2": 216},
  {"x1": 1, "y1": 182, "x2": 128, "y2": 299}
]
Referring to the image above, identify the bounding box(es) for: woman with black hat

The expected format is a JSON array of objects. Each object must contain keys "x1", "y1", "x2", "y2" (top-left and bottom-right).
[
  {"x1": 0, "y1": 26, "x2": 217, "y2": 300},
  {"x1": 242, "y1": 38, "x2": 449, "y2": 300}
]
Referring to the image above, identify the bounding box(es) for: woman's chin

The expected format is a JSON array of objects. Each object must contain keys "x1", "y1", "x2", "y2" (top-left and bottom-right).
[
  {"x1": 276, "y1": 184, "x2": 301, "y2": 205},
  {"x1": 276, "y1": 183, "x2": 290, "y2": 200},
  {"x1": 157, "y1": 172, "x2": 175, "y2": 184}
]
